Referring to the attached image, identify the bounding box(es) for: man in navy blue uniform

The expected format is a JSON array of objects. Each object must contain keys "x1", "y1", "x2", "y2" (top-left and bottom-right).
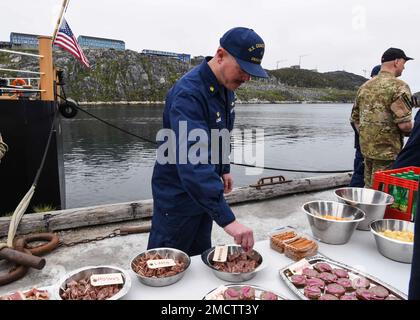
[
  {"x1": 392, "y1": 96, "x2": 419, "y2": 169},
  {"x1": 148, "y1": 27, "x2": 268, "y2": 256}
]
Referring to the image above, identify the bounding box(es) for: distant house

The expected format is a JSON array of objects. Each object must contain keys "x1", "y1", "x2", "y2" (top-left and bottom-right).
[
  {"x1": 77, "y1": 35, "x2": 125, "y2": 50},
  {"x1": 10, "y1": 32, "x2": 39, "y2": 48},
  {"x1": 0, "y1": 41, "x2": 12, "y2": 49},
  {"x1": 142, "y1": 49, "x2": 191, "y2": 63},
  {"x1": 290, "y1": 65, "x2": 301, "y2": 69}
]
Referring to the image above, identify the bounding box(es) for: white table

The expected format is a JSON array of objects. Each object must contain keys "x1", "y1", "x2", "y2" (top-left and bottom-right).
[{"x1": 123, "y1": 230, "x2": 411, "y2": 300}]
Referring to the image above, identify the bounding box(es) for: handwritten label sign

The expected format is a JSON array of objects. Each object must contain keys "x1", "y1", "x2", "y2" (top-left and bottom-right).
[
  {"x1": 212, "y1": 246, "x2": 228, "y2": 263},
  {"x1": 90, "y1": 273, "x2": 124, "y2": 287},
  {"x1": 146, "y1": 259, "x2": 176, "y2": 269},
  {"x1": 288, "y1": 258, "x2": 311, "y2": 275}
]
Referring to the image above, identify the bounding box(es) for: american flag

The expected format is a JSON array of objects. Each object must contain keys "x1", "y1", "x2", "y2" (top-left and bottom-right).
[{"x1": 53, "y1": 18, "x2": 90, "y2": 68}]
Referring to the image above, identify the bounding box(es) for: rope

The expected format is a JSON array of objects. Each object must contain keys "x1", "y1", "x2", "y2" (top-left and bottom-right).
[
  {"x1": 0, "y1": 133, "x2": 8, "y2": 162},
  {"x1": 57, "y1": 95, "x2": 353, "y2": 174},
  {"x1": 1, "y1": 108, "x2": 59, "y2": 249}
]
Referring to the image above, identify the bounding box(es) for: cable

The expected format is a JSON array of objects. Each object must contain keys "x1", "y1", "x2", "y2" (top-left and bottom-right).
[
  {"x1": 229, "y1": 162, "x2": 352, "y2": 173},
  {"x1": 56, "y1": 95, "x2": 353, "y2": 174}
]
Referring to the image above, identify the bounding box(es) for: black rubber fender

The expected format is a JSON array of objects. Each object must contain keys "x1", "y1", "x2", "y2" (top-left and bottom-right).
[{"x1": 59, "y1": 98, "x2": 78, "y2": 118}]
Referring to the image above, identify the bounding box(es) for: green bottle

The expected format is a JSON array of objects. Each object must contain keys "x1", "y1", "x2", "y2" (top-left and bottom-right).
[
  {"x1": 399, "y1": 173, "x2": 409, "y2": 213},
  {"x1": 390, "y1": 174, "x2": 399, "y2": 209}
]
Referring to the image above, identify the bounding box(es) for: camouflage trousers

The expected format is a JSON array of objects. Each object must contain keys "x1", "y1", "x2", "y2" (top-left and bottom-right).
[{"x1": 364, "y1": 158, "x2": 394, "y2": 188}]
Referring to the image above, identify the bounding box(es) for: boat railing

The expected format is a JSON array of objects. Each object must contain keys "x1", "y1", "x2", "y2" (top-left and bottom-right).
[{"x1": 0, "y1": 37, "x2": 55, "y2": 101}]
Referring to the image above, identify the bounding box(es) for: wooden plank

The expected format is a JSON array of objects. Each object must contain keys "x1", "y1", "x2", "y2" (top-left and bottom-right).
[{"x1": 0, "y1": 173, "x2": 351, "y2": 237}]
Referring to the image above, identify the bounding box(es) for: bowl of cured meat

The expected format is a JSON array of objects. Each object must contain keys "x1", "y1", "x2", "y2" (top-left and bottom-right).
[
  {"x1": 56, "y1": 265, "x2": 131, "y2": 300},
  {"x1": 201, "y1": 245, "x2": 264, "y2": 282},
  {"x1": 130, "y1": 247, "x2": 191, "y2": 287}
]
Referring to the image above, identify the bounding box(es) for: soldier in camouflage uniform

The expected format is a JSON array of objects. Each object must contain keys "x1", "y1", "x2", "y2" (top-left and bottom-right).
[{"x1": 351, "y1": 48, "x2": 414, "y2": 188}]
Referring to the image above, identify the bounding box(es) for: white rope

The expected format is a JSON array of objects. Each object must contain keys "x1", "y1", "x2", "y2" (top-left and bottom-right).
[
  {"x1": 6, "y1": 185, "x2": 36, "y2": 247},
  {"x1": 0, "y1": 133, "x2": 8, "y2": 161},
  {"x1": 0, "y1": 49, "x2": 43, "y2": 58}
]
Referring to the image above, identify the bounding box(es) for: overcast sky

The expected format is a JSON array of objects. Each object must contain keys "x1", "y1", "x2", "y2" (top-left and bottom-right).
[{"x1": 1, "y1": 0, "x2": 419, "y2": 91}]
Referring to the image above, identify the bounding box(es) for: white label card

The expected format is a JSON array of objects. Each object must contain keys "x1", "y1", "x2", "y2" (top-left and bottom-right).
[
  {"x1": 212, "y1": 246, "x2": 228, "y2": 262},
  {"x1": 288, "y1": 258, "x2": 312, "y2": 274},
  {"x1": 90, "y1": 273, "x2": 124, "y2": 287},
  {"x1": 147, "y1": 259, "x2": 176, "y2": 269}
]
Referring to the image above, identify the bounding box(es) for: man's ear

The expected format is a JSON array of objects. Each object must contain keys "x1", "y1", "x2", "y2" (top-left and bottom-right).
[{"x1": 215, "y1": 47, "x2": 225, "y2": 63}]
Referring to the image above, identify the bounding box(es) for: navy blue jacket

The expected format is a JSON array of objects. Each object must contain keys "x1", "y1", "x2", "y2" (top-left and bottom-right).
[
  {"x1": 393, "y1": 111, "x2": 420, "y2": 169},
  {"x1": 151, "y1": 58, "x2": 236, "y2": 227}
]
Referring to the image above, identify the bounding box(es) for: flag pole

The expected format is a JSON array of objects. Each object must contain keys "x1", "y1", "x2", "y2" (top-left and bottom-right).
[{"x1": 52, "y1": 0, "x2": 70, "y2": 41}]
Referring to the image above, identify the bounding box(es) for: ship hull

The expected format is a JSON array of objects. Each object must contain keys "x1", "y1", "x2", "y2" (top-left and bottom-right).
[{"x1": 0, "y1": 99, "x2": 65, "y2": 215}]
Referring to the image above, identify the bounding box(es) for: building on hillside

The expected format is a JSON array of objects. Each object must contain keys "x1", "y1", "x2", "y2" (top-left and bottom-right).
[
  {"x1": 77, "y1": 35, "x2": 125, "y2": 50},
  {"x1": 0, "y1": 41, "x2": 12, "y2": 49},
  {"x1": 142, "y1": 49, "x2": 191, "y2": 63},
  {"x1": 10, "y1": 32, "x2": 39, "y2": 48},
  {"x1": 290, "y1": 65, "x2": 301, "y2": 69}
]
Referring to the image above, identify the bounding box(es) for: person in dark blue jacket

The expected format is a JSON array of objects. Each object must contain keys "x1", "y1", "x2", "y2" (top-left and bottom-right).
[
  {"x1": 147, "y1": 27, "x2": 268, "y2": 256},
  {"x1": 349, "y1": 64, "x2": 381, "y2": 187},
  {"x1": 392, "y1": 96, "x2": 419, "y2": 169}
]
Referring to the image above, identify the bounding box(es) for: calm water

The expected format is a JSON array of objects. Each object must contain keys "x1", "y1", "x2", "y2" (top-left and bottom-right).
[{"x1": 62, "y1": 103, "x2": 356, "y2": 208}]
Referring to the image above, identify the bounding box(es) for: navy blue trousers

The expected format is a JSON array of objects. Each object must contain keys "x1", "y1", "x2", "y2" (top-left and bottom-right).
[
  {"x1": 147, "y1": 205, "x2": 213, "y2": 256},
  {"x1": 349, "y1": 146, "x2": 365, "y2": 187},
  {"x1": 409, "y1": 184, "x2": 420, "y2": 299}
]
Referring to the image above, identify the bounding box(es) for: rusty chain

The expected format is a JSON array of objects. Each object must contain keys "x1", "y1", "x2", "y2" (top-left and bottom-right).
[{"x1": 57, "y1": 229, "x2": 121, "y2": 248}]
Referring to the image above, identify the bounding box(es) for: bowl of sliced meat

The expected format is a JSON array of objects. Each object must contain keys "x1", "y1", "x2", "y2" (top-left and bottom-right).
[
  {"x1": 130, "y1": 247, "x2": 191, "y2": 287},
  {"x1": 55, "y1": 265, "x2": 131, "y2": 300},
  {"x1": 201, "y1": 245, "x2": 264, "y2": 282}
]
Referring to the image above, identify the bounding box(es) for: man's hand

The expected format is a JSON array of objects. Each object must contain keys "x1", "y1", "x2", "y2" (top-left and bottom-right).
[
  {"x1": 223, "y1": 220, "x2": 254, "y2": 252},
  {"x1": 222, "y1": 173, "x2": 233, "y2": 194}
]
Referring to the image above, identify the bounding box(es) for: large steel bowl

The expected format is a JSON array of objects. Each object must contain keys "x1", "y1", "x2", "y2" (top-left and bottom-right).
[
  {"x1": 201, "y1": 245, "x2": 264, "y2": 282},
  {"x1": 335, "y1": 187, "x2": 394, "y2": 231},
  {"x1": 55, "y1": 265, "x2": 131, "y2": 300},
  {"x1": 370, "y1": 219, "x2": 414, "y2": 263},
  {"x1": 302, "y1": 200, "x2": 365, "y2": 244},
  {"x1": 130, "y1": 247, "x2": 191, "y2": 287}
]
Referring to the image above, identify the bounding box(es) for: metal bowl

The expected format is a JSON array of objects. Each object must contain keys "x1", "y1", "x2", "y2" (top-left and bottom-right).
[
  {"x1": 370, "y1": 219, "x2": 414, "y2": 263},
  {"x1": 201, "y1": 245, "x2": 264, "y2": 283},
  {"x1": 130, "y1": 247, "x2": 191, "y2": 287},
  {"x1": 335, "y1": 187, "x2": 394, "y2": 231},
  {"x1": 302, "y1": 200, "x2": 366, "y2": 244},
  {"x1": 55, "y1": 265, "x2": 131, "y2": 300}
]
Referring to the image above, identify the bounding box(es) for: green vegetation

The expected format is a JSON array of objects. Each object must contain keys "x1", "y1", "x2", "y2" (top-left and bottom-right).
[{"x1": 33, "y1": 204, "x2": 56, "y2": 213}]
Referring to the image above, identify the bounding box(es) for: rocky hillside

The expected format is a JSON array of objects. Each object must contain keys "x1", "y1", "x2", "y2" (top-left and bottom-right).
[{"x1": 0, "y1": 48, "x2": 367, "y2": 103}]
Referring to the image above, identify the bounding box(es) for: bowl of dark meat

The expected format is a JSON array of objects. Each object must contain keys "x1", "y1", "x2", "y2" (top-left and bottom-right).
[
  {"x1": 56, "y1": 265, "x2": 131, "y2": 300},
  {"x1": 201, "y1": 245, "x2": 264, "y2": 282},
  {"x1": 130, "y1": 247, "x2": 191, "y2": 287}
]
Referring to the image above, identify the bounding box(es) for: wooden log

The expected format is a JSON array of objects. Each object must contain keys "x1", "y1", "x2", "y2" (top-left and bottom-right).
[{"x1": 0, "y1": 173, "x2": 351, "y2": 237}]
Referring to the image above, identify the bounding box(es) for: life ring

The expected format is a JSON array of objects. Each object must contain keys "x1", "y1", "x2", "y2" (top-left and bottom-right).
[
  {"x1": 11, "y1": 78, "x2": 27, "y2": 87},
  {"x1": 10, "y1": 78, "x2": 27, "y2": 97}
]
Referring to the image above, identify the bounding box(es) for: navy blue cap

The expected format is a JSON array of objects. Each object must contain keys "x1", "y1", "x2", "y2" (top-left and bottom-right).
[
  {"x1": 220, "y1": 27, "x2": 268, "y2": 78},
  {"x1": 370, "y1": 65, "x2": 381, "y2": 77}
]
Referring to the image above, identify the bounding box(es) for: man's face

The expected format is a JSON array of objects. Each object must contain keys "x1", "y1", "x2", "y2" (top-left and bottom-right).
[
  {"x1": 219, "y1": 50, "x2": 251, "y2": 91},
  {"x1": 395, "y1": 58, "x2": 406, "y2": 77}
]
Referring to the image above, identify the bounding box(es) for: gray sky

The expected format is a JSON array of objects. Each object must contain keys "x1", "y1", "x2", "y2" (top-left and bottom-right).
[{"x1": 1, "y1": 0, "x2": 419, "y2": 91}]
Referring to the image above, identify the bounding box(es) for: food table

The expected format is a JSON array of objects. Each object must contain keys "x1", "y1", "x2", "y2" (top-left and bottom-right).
[{"x1": 123, "y1": 230, "x2": 411, "y2": 300}]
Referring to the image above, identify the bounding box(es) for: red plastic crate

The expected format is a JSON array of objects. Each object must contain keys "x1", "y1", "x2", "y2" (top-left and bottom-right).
[{"x1": 372, "y1": 166, "x2": 419, "y2": 222}]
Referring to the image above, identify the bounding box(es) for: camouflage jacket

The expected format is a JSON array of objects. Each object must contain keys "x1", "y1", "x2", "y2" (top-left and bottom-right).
[{"x1": 350, "y1": 71, "x2": 412, "y2": 160}]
